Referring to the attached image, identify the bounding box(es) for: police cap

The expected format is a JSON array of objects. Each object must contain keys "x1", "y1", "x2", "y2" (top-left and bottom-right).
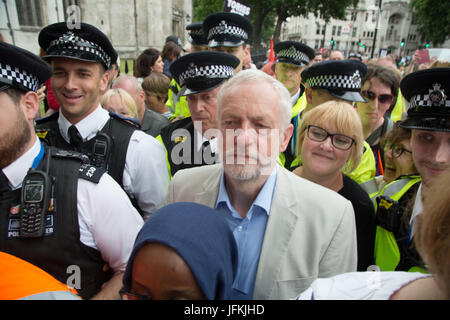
[
  {"x1": 302, "y1": 59, "x2": 368, "y2": 103},
  {"x1": 203, "y1": 12, "x2": 253, "y2": 48},
  {"x1": 0, "y1": 42, "x2": 52, "y2": 93},
  {"x1": 38, "y1": 22, "x2": 117, "y2": 70},
  {"x1": 274, "y1": 41, "x2": 315, "y2": 67},
  {"x1": 186, "y1": 22, "x2": 208, "y2": 47},
  {"x1": 399, "y1": 68, "x2": 450, "y2": 132},
  {"x1": 170, "y1": 51, "x2": 239, "y2": 96}
]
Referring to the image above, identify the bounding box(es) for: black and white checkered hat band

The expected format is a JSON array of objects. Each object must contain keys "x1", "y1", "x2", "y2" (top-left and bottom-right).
[
  {"x1": 307, "y1": 72, "x2": 362, "y2": 90},
  {"x1": 208, "y1": 24, "x2": 248, "y2": 41},
  {"x1": 0, "y1": 62, "x2": 40, "y2": 92},
  {"x1": 410, "y1": 94, "x2": 450, "y2": 108},
  {"x1": 47, "y1": 32, "x2": 111, "y2": 67},
  {"x1": 179, "y1": 65, "x2": 234, "y2": 84},
  {"x1": 277, "y1": 47, "x2": 310, "y2": 65}
]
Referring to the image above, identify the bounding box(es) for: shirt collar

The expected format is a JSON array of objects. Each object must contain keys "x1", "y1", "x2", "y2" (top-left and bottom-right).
[
  {"x1": 291, "y1": 87, "x2": 301, "y2": 106},
  {"x1": 58, "y1": 105, "x2": 110, "y2": 142},
  {"x1": 195, "y1": 129, "x2": 218, "y2": 154},
  {"x1": 410, "y1": 183, "x2": 423, "y2": 239},
  {"x1": 2, "y1": 137, "x2": 40, "y2": 190},
  {"x1": 215, "y1": 166, "x2": 278, "y2": 219}
]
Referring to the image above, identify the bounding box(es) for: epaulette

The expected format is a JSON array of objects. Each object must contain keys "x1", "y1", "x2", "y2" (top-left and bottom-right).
[
  {"x1": 78, "y1": 164, "x2": 106, "y2": 184},
  {"x1": 35, "y1": 110, "x2": 59, "y2": 125},
  {"x1": 108, "y1": 111, "x2": 141, "y2": 129}
]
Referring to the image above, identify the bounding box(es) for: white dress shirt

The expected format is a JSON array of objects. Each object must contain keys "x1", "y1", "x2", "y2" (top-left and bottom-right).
[
  {"x1": 2, "y1": 137, "x2": 143, "y2": 273},
  {"x1": 58, "y1": 106, "x2": 170, "y2": 218}
]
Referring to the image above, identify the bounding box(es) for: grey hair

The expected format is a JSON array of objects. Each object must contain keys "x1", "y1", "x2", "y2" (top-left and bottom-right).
[
  {"x1": 112, "y1": 74, "x2": 143, "y2": 92},
  {"x1": 217, "y1": 69, "x2": 292, "y2": 129}
]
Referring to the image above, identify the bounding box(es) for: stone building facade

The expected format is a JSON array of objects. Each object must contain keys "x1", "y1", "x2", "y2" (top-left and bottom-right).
[
  {"x1": 1, "y1": 0, "x2": 193, "y2": 65},
  {"x1": 280, "y1": 0, "x2": 427, "y2": 58}
]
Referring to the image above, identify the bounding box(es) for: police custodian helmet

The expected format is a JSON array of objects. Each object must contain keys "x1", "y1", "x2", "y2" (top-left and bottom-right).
[{"x1": 399, "y1": 67, "x2": 450, "y2": 132}]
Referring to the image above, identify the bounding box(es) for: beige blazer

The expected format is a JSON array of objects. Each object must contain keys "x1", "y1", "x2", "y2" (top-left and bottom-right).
[{"x1": 166, "y1": 164, "x2": 357, "y2": 300}]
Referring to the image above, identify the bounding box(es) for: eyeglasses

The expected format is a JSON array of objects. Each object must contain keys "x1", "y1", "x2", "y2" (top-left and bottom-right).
[
  {"x1": 384, "y1": 144, "x2": 412, "y2": 158},
  {"x1": 361, "y1": 90, "x2": 394, "y2": 105},
  {"x1": 306, "y1": 125, "x2": 355, "y2": 151},
  {"x1": 119, "y1": 288, "x2": 152, "y2": 300}
]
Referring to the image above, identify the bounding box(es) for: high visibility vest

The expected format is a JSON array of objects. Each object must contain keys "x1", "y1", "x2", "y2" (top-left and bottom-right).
[
  {"x1": 347, "y1": 141, "x2": 376, "y2": 184},
  {"x1": 291, "y1": 93, "x2": 307, "y2": 119},
  {"x1": 373, "y1": 175, "x2": 427, "y2": 273},
  {"x1": 390, "y1": 89, "x2": 405, "y2": 122},
  {"x1": 0, "y1": 252, "x2": 80, "y2": 300},
  {"x1": 166, "y1": 78, "x2": 190, "y2": 120}
]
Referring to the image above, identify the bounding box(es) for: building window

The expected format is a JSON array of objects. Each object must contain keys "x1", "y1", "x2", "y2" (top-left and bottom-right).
[
  {"x1": 322, "y1": 26, "x2": 326, "y2": 35},
  {"x1": 316, "y1": 24, "x2": 321, "y2": 35},
  {"x1": 16, "y1": 0, "x2": 44, "y2": 27},
  {"x1": 337, "y1": 26, "x2": 342, "y2": 36},
  {"x1": 332, "y1": 26, "x2": 336, "y2": 36},
  {"x1": 363, "y1": 31, "x2": 366, "y2": 37},
  {"x1": 351, "y1": 11, "x2": 357, "y2": 21},
  {"x1": 352, "y1": 27, "x2": 357, "y2": 37},
  {"x1": 315, "y1": 39, "x2": 320, "y2": 49}
]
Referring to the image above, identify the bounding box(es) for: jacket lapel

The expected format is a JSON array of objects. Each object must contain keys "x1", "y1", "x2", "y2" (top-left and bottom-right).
[
  {"x1": 253, "y1": 166, "x2": 299, "y2": 299},
  {"x1": 193, "y1": 164, "x2": 222, "y2": 208}
]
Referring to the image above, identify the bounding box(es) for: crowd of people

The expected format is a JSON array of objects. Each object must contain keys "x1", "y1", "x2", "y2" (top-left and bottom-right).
[{"x1": 0, "y1": 10, "x2": 449, "y2": 301}]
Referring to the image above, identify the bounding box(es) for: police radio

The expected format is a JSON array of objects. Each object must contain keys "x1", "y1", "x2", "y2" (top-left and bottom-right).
[
  {"x1": 20, "y1": 169, "x2": 52, "y2": 238},
  {"x1": 90, "y1": 133, "x2": 112, "y2": 169}
]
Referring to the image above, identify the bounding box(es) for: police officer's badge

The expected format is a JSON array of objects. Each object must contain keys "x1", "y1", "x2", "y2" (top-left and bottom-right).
[
  {"x1": 428, "y1": 83, "x2": 447, "y2": 106},
  {"x1": 352, "y1": 70, "x2": 362, "y2": 87},
  {"x1": 218, "y1": 20, "x2": 228, "y2": 33},
  {"x1": 187, "y1": 63, "x2": 199, "y2": 78}
]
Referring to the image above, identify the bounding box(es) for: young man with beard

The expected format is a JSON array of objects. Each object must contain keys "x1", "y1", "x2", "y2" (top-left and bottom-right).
[
  {"x1": 374, "y1": 67, "x2": 450, "y2": 272},
  {"x1": 0, "y1": 42, "x2": 143, "y2": 300},
  {"x1": 35, "y1": 22, "x2": 169, "y2": 219},
  {"x1": 165, "y1": 70, "x2": 357, "y2": 300}
]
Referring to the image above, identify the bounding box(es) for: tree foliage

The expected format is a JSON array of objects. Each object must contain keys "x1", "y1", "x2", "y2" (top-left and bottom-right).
[
  {"x1": 193, "y1": 0, "x2": 360, "y2": 49},
  {"x1": 409, "y1": 0, "x2": 450, "y2": 46}
]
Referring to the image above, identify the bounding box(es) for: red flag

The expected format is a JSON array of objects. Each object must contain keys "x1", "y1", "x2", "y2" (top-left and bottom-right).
[{"x1": 269, "y1": 38, "x2": 275, "y2": 62}]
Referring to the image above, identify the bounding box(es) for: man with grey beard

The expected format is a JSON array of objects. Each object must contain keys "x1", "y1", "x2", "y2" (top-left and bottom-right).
[{"x1": 165, "y1": 69, "x2": 357, "y2": 300}]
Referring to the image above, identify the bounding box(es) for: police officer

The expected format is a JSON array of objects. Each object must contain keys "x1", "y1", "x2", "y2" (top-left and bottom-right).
[
  {"x1": 273, "y1": 40, "x2": 315, "y2": 119},
  {"x1": 0, "y1": 42, "x2": 143, "y2": 299},
  {"x1": 374, "y1": 67, "x2": 450, "y2": 272},
  {"x1": 166, "y1": 22, "x2": 209, "y2": 120},
  {"x1": 203, "y1": 11, "x2": 253, "y2": 73},
  {"x1": 157, "y1": 51, "x2": 239, "y2": 178},
  {"x1": 35, "y1": 22, "x2": 169, "y2": 219}
]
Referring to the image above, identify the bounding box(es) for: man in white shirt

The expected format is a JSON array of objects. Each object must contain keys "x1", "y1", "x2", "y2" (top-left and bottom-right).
[
  {"x1": 35, "y1": 22, "x2": 169, "y2": 219},
  {"x1": 0, "y1": 41, "x2": 143, "y2": 299}
]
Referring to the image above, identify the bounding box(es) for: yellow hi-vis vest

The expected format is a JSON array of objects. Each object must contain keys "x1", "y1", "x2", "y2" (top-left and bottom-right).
[
  {"x1": 166, "y1": 78, "x2": 190, "y2": 120},
  {"x1": 347, "y1": 141, "x2": 376, "y2": 184},
  {"x1": 390, "y1": 89, "x2": 406, "y2": 123},
  {"x1": 373, "y1": 175, "x2": 427, "y2": 273}
]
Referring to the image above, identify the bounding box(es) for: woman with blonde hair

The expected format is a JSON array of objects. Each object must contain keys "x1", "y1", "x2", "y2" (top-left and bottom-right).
[
  {"x1": 101, "y1": 88, "x2": 139, "y2": 122},
  {"x1": 293, "y1": 101, "x2": 376, "y2": 271}
]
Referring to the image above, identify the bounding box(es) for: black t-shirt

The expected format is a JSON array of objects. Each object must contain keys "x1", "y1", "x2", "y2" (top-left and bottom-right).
[{"x1": 338, "y1": 175, "x2": 377, "y2": 271}]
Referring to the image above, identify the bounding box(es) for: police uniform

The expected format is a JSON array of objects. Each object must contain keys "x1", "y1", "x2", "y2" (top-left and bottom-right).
[
  {"x1": 165, "y1": 22, "x2": 209, "y2": 120},
  {"x1": 157, "y1": 51, "x2": 239, "y2": 178},
  {"x1": 35, "y1": 22, "x2": 169, "y2": 218},
  {"x1": 273, "y1": 40, "x2": 315, "y2": 119},
  {"x1": 0, "y1": 42, "x2": 143, "y2": 299},
  {"x1": 374, "y1": 67, "x2": 450, "y2": 272},
  {"x1": 203, "y1": 11, "x2": 253, "y2": 49}
]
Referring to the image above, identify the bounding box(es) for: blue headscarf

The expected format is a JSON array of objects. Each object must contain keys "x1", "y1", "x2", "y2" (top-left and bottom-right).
[{"x1": 122, "y1": 202, "x2": 238, "y2": 300}]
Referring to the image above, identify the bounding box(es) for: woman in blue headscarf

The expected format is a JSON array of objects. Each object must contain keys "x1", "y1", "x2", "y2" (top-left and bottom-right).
[{"x1": 121, "y1": 202, "x2": 238, "y2": 300}]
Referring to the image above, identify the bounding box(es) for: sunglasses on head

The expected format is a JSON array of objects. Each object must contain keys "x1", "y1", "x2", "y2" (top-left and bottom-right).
[{"x1": 361, "y1": 90, "x2": 394, "y2": 105}]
